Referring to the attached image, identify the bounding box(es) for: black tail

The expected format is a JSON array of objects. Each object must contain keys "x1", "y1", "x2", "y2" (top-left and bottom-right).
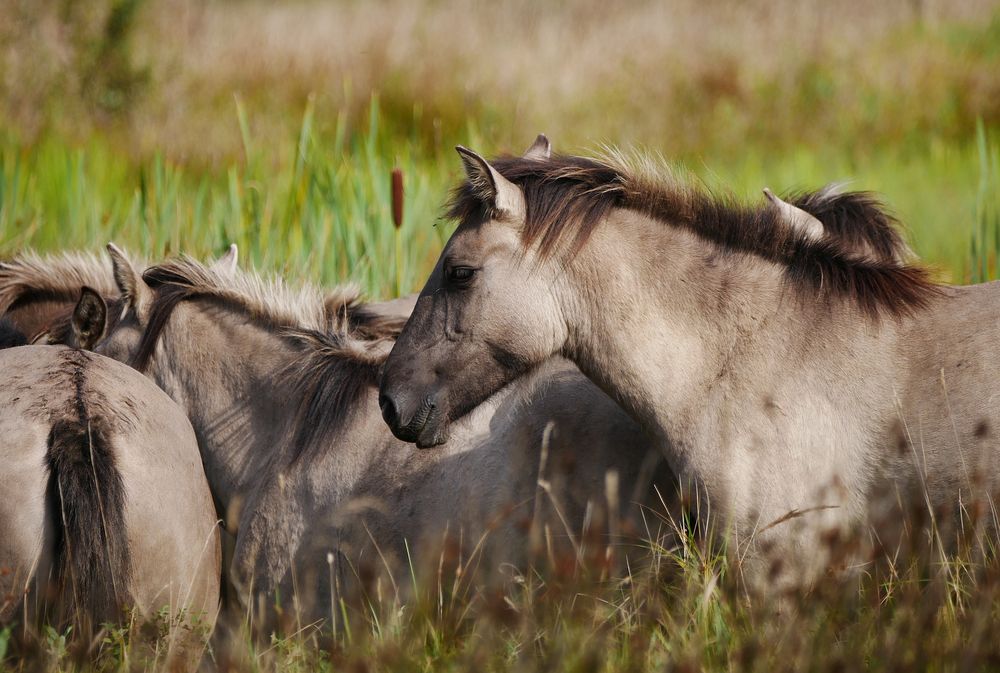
[{"x1": 45, "y1": 416, "x2": 132, "y2": 626}]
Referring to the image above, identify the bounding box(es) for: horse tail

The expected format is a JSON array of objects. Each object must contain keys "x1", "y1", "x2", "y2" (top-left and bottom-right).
[{"x1": 44, "y1": 415, "x2": 132, "y2": 626}]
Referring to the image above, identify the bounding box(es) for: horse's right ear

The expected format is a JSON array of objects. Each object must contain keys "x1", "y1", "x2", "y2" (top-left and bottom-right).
[
  {"x1": 764, "y1": 188, "x2": 824, "y2": 241},
  {"x1": 455, "y1": 146, "x2": 526, "y2": 221},
  {"x1": 71, "y1": 286, "x2": 107, "y2": 350},
  {"x1": 523, "y1": 134, "x2": 551, "y2": 161},
  {"x1": 107, "y1": 243, "x2": 151, "y2": 320},
  {"x1": 211, "y1": 243, "x2": 239, "y2": 275}
]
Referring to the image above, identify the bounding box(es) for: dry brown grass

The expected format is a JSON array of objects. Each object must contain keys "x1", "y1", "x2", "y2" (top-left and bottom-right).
[{"x1": 3, "y1": 0, "x2": 999, "y2": 164}]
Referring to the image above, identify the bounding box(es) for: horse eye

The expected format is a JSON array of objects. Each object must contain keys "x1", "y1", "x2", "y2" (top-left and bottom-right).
[{"x1": 447, "y1": 266, "x2": 476, "y2": 284}]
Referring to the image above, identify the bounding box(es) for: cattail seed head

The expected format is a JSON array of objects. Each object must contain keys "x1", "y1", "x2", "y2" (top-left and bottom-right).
[{"x1": 391, "y1": 168, "x2": 404, "y2": 230}]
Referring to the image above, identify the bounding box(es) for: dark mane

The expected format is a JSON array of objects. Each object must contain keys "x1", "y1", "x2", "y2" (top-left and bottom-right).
[
  {"x1": 278, "y1": 328, "x2": 387, "y2": 463},
  {"x1": 132, "y1": 258, "x2": 398, "y2": 460},
  {"x1": 447, "y1": 153, "x2": 939, "y2": 318}
]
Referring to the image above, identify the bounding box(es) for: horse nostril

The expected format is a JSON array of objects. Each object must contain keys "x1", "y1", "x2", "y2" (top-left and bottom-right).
[{"x1": 379, "y1": 392, "x2": 399, "y2": 428}]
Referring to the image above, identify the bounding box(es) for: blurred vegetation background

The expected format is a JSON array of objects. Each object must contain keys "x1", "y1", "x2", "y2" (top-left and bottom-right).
[{"x1": 1, "y1": 0, "x2": 999, "y2": 295}]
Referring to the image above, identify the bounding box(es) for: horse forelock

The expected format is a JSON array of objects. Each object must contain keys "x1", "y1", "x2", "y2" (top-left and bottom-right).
[{"x1": 447, "y1": 151, "x2": 939, "y2": 319}]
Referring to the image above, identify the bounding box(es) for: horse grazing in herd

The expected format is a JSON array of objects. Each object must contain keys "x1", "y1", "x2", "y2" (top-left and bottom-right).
[
  {"x1": 0, "y1": 131, "x2": 966, "y2": 661},
  {"x1": 380, "y1": 136, "x2": 1000, "y2": 584},
  {"x1": 0, "y1": 345, "x2": 220, "y2": 664},
  {"x1": 64, "y1": 246, "x2": 672, "y2": 632}
]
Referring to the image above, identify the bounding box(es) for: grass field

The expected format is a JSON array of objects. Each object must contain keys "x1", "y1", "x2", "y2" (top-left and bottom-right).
[{"x1": 4, "y1": 0, "x2": 1000, "y2": 670}]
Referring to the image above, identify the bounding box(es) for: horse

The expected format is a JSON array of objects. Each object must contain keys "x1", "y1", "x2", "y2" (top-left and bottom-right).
[
  {"x1": 70, "y1": 247, "x2": 674, "y2": 634},
  {"x1": 0, "y1": 343, "x2": 220, "y2": 664},
  {"x1": 0, "y1": 250, "x2": 134, "y2": 342},
  {"x1": 378, "y1": 136, "x2": 999, "y2": 585},
  {"x1": 0, "y1": 246, "x2": 234, "y2": 345}
]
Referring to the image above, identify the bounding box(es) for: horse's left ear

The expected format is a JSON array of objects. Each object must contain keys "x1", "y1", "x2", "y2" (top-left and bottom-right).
[
  {"x1": 764, "y1": 188, "x2": 824, "y2": 241},
  {"x1": 71, "y1": 286, "x2": 107, "y2": 351},
  {"x1": 523, "y1": 134, "x2": 551, "y2": 160},
  {"x1": 211, "y1": 243, "x2": 238, "y2": 275},
  {"x1": 455, "y1": 146, "x2": 526, "y2": 220},
  {"x1": 107, "y1": 243, "x2": 152, "y2": 321}
]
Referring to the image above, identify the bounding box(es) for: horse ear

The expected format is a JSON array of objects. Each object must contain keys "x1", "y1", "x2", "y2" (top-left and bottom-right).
[
  {"x1": 764, "y1": 188, "x2": 824, "y2": 241},
  {"x1": 211, "y1": 244, "x2": 239, "y2": 275},
  {"x1": 107, "y1": 243, "x2": 152, "y2": 320},
  {"x1": 71, "y1": 286, "x2": 107, "y2": 350},
  {"x1": 455, "y1": 146, "x2": 526, "y2": 220},
  {"x1": 523, "y1": 134, "x2": 551, "y2": 161}
]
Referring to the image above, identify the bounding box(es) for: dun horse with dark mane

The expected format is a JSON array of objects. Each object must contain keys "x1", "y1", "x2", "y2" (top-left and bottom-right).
[{"x1": 381, "y1": 136, "x2": 999, "y2": 583}]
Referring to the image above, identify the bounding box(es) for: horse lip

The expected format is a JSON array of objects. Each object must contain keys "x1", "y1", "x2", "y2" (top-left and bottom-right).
[
  {"x1": 414, "y1": 408, "x2": 448, "y2": 449},
  {"x1": 409, "y1": 395, "x2": 435, "y2": 430},
  {"x1": 389, "y1": 395, "x2": 438, "y2": 444}
]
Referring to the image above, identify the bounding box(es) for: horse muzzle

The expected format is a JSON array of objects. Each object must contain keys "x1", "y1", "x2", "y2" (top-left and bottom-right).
[{"x1": 379, "y1": 391, "x2": 449, "y2": 448}]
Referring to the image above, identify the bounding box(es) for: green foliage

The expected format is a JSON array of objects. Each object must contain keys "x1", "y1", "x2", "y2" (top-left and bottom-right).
[
  {"x1": 2, "y1": 102, "x2": 998, "y2": 296},
  {"x1": 0, "y1": 625, "x2": 9, "y2": 663},
  {"x1": 82, "y1": 0, "x2": 149, "y2": 117},
  {"x1": 970, "y1": 121, "x2": 1000, "y2": 283},
  {"x1": 0, "y1": 97, "x2": 457, "y2": 298}
]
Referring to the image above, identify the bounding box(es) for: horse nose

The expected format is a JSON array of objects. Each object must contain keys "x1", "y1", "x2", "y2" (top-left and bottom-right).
[{"x1": 379, "y1": 391, "x2": 400, "y2": 430}]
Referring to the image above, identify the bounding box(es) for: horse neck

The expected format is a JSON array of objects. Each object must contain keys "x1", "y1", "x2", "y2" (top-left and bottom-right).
[
  {"x1": 150, "y1": 299, "x2": 393, "y2": 527},
  {"x1": 556, "y1": 209, "x2": 876, "y2": 473},
  {"x1": 149, "y1": 302, "x2": 304, "y2": 511}
]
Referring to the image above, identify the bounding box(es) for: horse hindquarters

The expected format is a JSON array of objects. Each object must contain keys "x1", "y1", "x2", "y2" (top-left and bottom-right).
[
  {"x1": 0, "y1": 424, "x2": 49, "y2": 627},
  {"x1": 0, "y1": 414, "x2": 130, "y2": 652}
]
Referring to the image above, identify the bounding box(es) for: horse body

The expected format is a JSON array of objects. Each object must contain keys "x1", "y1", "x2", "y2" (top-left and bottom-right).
[
  {"x1": 0, "y1": 345, "x2": 220, "y2": 655},
  {"x1": 571, "y1": 216, "x2": 1000, "y2": 568}
]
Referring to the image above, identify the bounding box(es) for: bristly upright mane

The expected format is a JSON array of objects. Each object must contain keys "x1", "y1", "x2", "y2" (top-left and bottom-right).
[
  {"x1": 133, "y1": 258, "x2": 405, "y2": 461},
  {"x1": 0, "y1": 250, "x2": 124, "y2": 313},
  {"x1": 134, "y1": 256, "x2": 404, "y2": 371},
  {"x1": 447, "y1": 152, "x2": 940, "y2": 318}
]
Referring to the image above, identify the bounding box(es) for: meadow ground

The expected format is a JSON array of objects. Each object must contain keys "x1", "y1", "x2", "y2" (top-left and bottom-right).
[{"x1": 3, "y1": 0, "x2": 1000, "y2": 670}]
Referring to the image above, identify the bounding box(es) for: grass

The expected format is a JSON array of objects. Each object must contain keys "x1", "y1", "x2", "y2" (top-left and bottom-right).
[
  {"x1": 8, "y1": 506, "x2": 1000, "y2": 672},
  {"x1": 0, "y1": 95, "x2": 460, "y2": 298}
]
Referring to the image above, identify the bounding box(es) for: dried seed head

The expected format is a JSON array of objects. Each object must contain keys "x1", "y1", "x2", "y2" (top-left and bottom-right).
[{"x1": 391, "y1": 168, "x2": 404, "y2": 229}]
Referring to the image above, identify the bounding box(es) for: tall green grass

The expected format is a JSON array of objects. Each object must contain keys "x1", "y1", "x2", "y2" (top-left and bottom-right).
[
  {"x1": 970, "y1": 120, "x2": 1000, "y2": 283},
  {"x1": 0, "y1": 96, "x2": 461, "y2": 298},
  {"x1": 2, "y1": 99, "x2": 999, "y2": 297}
]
